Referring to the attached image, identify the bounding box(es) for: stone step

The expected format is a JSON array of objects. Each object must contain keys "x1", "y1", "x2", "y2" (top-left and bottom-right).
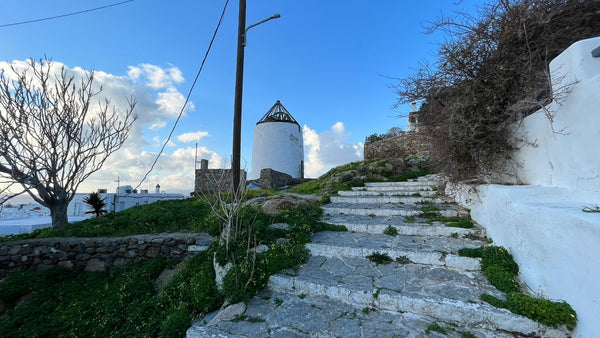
[
  {"x1": 330, "y1": 195, "x2": 454, "y2": 205},
  {"x1": 269, "y1": 269, "x2": 565, "y2": 337},
  {"x1": 306, "y1": 231, "x2": 483, "y2": 271},
  {"x1": 337, "y1": 190, "x2": 444, "y2": 198},
  {"x1": 353, "y1": 185, "x2": 438, "y2": 192},
  {"x1": 321, "y1": 214, "x2": 484, "y2": 237},
  {"x1": 322, "y1": 202, "x2": 469, "y2": 218},
  {"x1": 364, "y1": 181, "x2": 440, "y2": 187},
  {"x1": 187, "y1": 289, "x2": 515, "y2": 338}
]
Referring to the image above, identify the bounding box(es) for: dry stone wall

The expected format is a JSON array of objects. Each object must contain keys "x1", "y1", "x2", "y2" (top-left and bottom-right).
[
  {"x1": 195, "y1": 168, "x2": 247, "y2": 194},
  {"x1": 364, "y1": 132, "x2": 432, "y2": 160},
  {"x1": 0, "y1": 232, "x2": 214, "y2": 277}
]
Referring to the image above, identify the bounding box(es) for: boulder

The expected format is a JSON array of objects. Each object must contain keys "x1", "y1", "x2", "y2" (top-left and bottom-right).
[{"x1": 261, "y1": 196, "x2": 307, "y2": 216}]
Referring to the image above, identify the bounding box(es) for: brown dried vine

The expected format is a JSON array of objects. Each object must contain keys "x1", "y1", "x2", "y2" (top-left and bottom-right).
[{"x1": 394, "y1": 0, "x2": 600, "y2": 182}]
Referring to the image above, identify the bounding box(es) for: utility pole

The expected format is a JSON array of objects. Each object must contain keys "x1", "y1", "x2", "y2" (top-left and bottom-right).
[
  {"x1": 231, "y1": 0, "x2": 247, "y2": 203},
  {"x1": 231, "y1": 0, "x2": 280, "y2": 203}
]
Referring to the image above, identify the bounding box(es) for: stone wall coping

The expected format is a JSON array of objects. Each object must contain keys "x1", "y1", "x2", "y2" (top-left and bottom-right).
[{"x1": 1, "y1": 232, "x2": 213, "y2": 246}]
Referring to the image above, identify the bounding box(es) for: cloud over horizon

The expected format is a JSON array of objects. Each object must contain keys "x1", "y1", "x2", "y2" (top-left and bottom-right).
[
  {"x1": 303, "y1": 122, "x2": 364, "y2": 178},
  {"x1": 0, "y1": 59, "x2": 219, "y2": 195}
]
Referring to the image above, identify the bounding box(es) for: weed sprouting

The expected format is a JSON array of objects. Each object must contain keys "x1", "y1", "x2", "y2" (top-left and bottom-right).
[
  {"x1": 426, "y1": 323, "x2": 448, "y2": 334},
  {"x1": 366, "y1": 252, "x2": 393, "y2": 265},
  {"x1": 383, "y1": 225, "x2": 398, "y2": 236}
]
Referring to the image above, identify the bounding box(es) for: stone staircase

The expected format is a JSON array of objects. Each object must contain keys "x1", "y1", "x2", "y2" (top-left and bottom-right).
[{"x1": 188, "y1": 175, "x2": 568, "y2": 337}]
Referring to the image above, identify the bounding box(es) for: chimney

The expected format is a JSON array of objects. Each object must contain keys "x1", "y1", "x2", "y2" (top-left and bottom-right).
[{"x1": 200, "y1": 159, "x2": 208, "y2": 170}]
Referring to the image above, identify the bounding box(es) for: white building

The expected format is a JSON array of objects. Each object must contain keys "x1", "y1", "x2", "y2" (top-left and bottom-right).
[
  {"x1": 250, "y1": 100, "x2": 304, "y2": 180},
  {"x1": 69, "y1": 185, "x2": 185, "y2": 216}
]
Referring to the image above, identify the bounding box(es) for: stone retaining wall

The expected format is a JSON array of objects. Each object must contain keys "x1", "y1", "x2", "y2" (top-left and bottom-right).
[
  {"x1": 364, "y1": 132, "x2": 432, "y2": 160},
  {"x1": 0, "y1": 232, "x2": 214, "y2": 277}
]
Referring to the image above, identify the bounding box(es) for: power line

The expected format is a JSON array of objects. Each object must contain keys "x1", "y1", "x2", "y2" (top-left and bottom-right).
[
  {"x1": 133, "y1": 0, "x2": 230, "y2": 192},
  {"x1": 0, "y1": 0, "x2": 135, "y2": 28}
]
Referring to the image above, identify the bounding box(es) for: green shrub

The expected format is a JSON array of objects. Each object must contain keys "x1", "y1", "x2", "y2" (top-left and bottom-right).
[
  {"x1": 481, "y1": 246, "x2": 519, "y2": 275},
  {"x1": 481, "y1": 293, "x2": 577, "y2": 330},
  {"x1": 159, "y1": 309, "x2": 190, "y2": 338},
  {"x1": 366, "y1": 252, "x2": 393, "y2": 265},
  {"x1": 457, "y1": 247, "x2": 483, "y2": 258},
  {"x1": 505, "y1": 293, "x2": 577, "y2": 330},
  {"x1": 383, "y1": 225, "x2": 398, "y2": 236},
  {"x1": 443, "y1": 218, "x2": 474, "y2": 229},
  {"x1": 484, "y1": 265, "x2": 520, "y2": 293},
  {"x1": 425, "y1": 322, "x2": 447, "y2": 334}
]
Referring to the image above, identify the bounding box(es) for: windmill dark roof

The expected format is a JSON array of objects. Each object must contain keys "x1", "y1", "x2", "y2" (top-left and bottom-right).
[{"x1": 256, "y1": 100, "x2": 299, "y2": 126}]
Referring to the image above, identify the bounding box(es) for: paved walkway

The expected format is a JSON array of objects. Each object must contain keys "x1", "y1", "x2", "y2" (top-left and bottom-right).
[{"x1": 188, "y1": 175, "x2": 567, "y2": 337}]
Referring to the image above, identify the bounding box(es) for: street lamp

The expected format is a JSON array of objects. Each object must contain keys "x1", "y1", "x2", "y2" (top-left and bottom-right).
[{"x1": 231, "y1": 0, "x2": 280, "y2": 202}]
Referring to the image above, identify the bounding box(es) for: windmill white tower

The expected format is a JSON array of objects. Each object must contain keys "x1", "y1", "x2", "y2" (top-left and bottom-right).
[{"x1": 250, "y1": 100, "x2": 303, "y2": 180}]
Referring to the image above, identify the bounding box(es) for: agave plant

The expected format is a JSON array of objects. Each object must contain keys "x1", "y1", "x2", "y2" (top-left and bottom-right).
[{"x1": 83, "y1": 192, "x2": 108, "y2": 217}]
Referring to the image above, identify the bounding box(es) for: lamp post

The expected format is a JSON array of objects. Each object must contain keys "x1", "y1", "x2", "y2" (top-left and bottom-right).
[{"x1": 231, "y1": 0, "x2": 280, "y2": 202}]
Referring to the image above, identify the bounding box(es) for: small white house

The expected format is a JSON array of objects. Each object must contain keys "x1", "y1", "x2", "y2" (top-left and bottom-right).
[{"x1": 69, "y1": 185, "x2": 185, "y2": 216}]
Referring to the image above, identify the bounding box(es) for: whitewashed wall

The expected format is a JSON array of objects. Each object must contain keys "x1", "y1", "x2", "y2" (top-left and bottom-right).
[
  {"x1": 449, "y1": 36, "x2": 600, "y2": 337},
  {"x1": 251, "y1": 122, "x2": 304, "y2": 180},
  {"x1": 511, "y1": 36, "x2": 600, "y2": 203}
]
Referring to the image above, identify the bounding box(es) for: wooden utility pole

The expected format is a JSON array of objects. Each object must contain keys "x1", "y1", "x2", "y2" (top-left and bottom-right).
[{"x1": 232, "y1": 0, "x2": 246, "y2": 203}]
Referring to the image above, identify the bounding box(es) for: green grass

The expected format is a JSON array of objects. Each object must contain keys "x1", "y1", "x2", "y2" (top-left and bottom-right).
[
  {"x1": 0, "y1": 200, "x2": 325, "y2": 337},
  {"x1": 425, "y1": 322, "x2": 447, "y2": 334},
  {"x1": 0, "y1": 197, "x2": 220, "y2": 242},
  {"x1": 0, "y1": 255, "x2": 220, "y2": 337},
  {"x1": 383, "y1": 225, "x2": 398, "y2": 236},
  {"x1": 458, "y1": 246, "x2": 577, "y2": 330},
  {"x1": 289, "y1": 158, "x2": 430, "y2": 195},
  {"x1": 366, "y1": 252, "x2": 393, "y2": 265}
]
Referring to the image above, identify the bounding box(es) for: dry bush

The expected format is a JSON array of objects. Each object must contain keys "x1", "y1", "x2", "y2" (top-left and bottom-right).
[{"x1": 395, "y1": 0, "x2": 600, "y2": 181}]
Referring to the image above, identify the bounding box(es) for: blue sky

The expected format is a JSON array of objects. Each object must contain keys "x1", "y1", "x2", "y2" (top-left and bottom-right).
[{"x1": 0, "y1": 0, "x2": 480, "y2": 194}]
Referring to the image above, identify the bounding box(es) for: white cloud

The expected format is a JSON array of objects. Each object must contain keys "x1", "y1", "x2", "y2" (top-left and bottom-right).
[
  {"x1": 127, "y1": 63, "x2": 184, "y2": 89},
  {"x1": 0, "y1": 59, "x2": 223, "y2": 195},
  {"x1": 177, "y1": 131, "x2": 210, "y2": 143},
  {"x1": 302, "y1": 122, "x2": 364, "y2": 178},
  {"x1": 302, "y1": 125, "x2": 324, "y2": 178}
]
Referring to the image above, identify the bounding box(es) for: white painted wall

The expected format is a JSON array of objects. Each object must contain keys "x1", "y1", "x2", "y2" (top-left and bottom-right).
[
  {"x1": 448, "y1": 36, "x2": 600, "y2": 337},
  {"x1": 251, "y1": 122, "x2": 304, "y2": 180},
  {"x1": 511, "y1": 36, "x2": 600, "y2": 203},
  {"x1": 69, "y1": 192, "x2": 184, "y2": 216}
]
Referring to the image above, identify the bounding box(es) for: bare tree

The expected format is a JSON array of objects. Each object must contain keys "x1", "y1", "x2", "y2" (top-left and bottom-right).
[{"x1": 0, "y1": 58, "x2": 137, "y2": 228}]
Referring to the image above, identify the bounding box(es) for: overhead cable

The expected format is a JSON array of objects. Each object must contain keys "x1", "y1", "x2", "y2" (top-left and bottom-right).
[
  {"x1": 0, "y1": 0, "x2": 135, "y2": 28},
  {"x1": 133, "y1": 0, "x2": 230, "y2": 192}
]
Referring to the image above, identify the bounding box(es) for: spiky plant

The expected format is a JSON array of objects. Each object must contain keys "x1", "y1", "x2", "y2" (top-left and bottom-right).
[{"x1": 83, "y1": 192, "x2": 107, "y2": 217}]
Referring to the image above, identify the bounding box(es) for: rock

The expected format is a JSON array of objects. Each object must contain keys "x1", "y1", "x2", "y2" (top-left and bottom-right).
[
  {"x1": 214, "y1": 255, "x2": 233, "y2": 291},
  {"x1": 7, "y1": 245, "x2": 21, "y2": 256},
  {"x1": 155, "y1": 265, "x2": 183, "y2": 294},
  {"x1": 261, "y1": 196, "x2": 309, "y2": 216},
  {"x1": 249, "y1": 245, "x2": 269, "y2": 254},
  {"x1": 206, "y1": 302, "x2": 247, "y2": 327},
  {"x1": 125, "y1": 250, "x2": 137, "y2": 258},
  {"x1": 57, "y1": 260, "x2": 74, "y2": 269},
  {"x1": 259, "y1": 168, "x2": 295, "y2": 189},
  {"x1": 75, "y1": 253, "x2": 91, "y2": 261},
  {"x1": 15, "y1": 293, "x2": 32, "y2": 309},
  {"x1": 85, "y1": 258, "x2": 106, "y2": 272},
  {"x1": 269, "y1": 223, "x2": 292, "y2": 231},
  {"x1": 187, "y1": 245, "x2": 210, "y2": 252},
  {"x1": 276, "y1": 238, "x2": 289, "y2": 245},
  {"x1": 195, "y1": 234, "x2": 215, "y2": 247},
  {"x1": 145, "y1": 246, "x2": 160, "y2": 257}
]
